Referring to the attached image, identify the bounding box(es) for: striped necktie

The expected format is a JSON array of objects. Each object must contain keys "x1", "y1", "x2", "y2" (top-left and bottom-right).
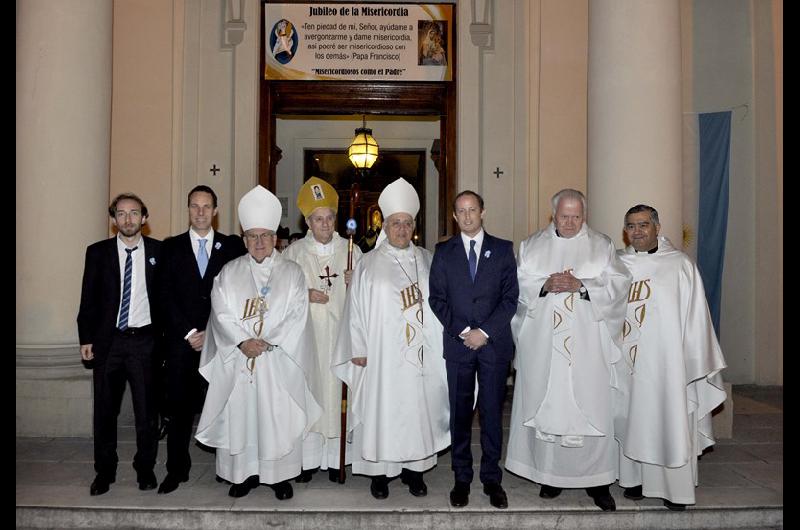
[{"x1": 118, "y1": 246, "x2": 138, "y2": 330}]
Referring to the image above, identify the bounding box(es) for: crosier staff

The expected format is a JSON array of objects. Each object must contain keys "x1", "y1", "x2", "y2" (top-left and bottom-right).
[{"x1": 339, "y1": 182, "x2": 360, "y2": 485}]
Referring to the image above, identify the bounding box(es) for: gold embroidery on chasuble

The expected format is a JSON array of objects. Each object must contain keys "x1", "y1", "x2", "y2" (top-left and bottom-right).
[
  {"x1": 553, "y1": 294, "x2": 575, "y2": 365},
  {"x1": 241, "y1": 296, "x2": 268, "y2": 337},
  {"x1": 564, "y1": 292, "x2": 575, "y2": 312},
  {"x1": 628, "y1": 344, "x2": 638, "y2": 369},
  {"x1": 400, "y1": 281, "x2": 424, "y2": 369},
  {"x1": 634, "y1": 304, "x2": 647, "y2": 328},
  {"x1": 624, "y1": 277, "x2": 652, "y2": 373},
  {"x1": 628, "y1": 279, "x2": 652, "y2": 303},
  {"x1": 553, "y1": 310, "x2": 563, "y2": 330}
]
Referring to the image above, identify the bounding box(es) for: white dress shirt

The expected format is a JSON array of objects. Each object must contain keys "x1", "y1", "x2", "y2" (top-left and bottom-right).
[
  {"x1": 189, "y1": 227, "x2": 215, "y2": 260},
  {"x1": 116, "y1": 235, "x2": 151, "y2": 328}
]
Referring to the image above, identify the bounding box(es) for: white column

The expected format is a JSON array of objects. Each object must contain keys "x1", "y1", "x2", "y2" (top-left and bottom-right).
[
  {"x1": 587, "y1": 0, "x2": 682, "y2": 247},
  {"x1": 16, "y1": 0, "x2": 113, "y2": 435}
]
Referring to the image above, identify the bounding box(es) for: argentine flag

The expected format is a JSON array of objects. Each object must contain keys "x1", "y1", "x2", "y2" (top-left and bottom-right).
[{"x1": 682, "y1": 111, "x2": 732, "y2": 337}]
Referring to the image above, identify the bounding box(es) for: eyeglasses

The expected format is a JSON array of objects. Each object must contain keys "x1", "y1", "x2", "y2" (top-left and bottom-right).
[{"x1": 244, "y1": 232, "x2": 275, "y2": 242}]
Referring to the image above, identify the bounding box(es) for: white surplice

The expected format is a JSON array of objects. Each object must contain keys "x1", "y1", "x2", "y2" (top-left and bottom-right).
[
  {"x1": 505, "y1": 223, "x2": 632, "y2": 488},
  {"x1": 614, "y1": 236, "x2": 727, "y2": 504},
  {"x1": 332, "y1": 241, "x2": 450, "y2": 478},
  {"x1": 195, "y1": 253, "x2": 322, "y2": 484},
  {"x1": 282, "y1": 231, "x2": 363, "y2": 470}
]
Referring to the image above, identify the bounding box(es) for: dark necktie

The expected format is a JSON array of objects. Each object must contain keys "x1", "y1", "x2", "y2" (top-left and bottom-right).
[
  {"x1": 468, "y1": 239, "x2": 477, "y2": 282},
  {"x1": 197, "y1": 238, "x2": 209, "y2": 277},
  {"x1": 118, "y1": 246, "x2": 138, "y2": 330}
]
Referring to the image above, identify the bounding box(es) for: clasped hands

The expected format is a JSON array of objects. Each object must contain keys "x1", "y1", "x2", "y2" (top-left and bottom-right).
[
  {"x1": 239, "y1": 338, "x2": 274, "y2": 358},
  {"x1": 542, "y1": 270, "x2": 582, "y2": 294},
  {"x1": 461, "y1": 329, "x2": 488, "y2": 350}
]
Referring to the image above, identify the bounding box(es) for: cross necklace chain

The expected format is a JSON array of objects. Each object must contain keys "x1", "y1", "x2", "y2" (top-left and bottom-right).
[
  {"x1": 245, "y1": 258, "x2": 275, "y2": 380},
  {"x1": 394, "y1": 249, "x2": 425, "y2": 370}
]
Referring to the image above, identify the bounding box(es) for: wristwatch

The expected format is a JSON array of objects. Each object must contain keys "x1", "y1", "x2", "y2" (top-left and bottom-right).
[{"x1": 578, "y1": 285, "x2": 587, "y2": 295}]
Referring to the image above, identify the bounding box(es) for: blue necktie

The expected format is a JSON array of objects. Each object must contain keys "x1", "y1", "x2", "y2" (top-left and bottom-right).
[
  {"x1": 118, "y1": 246, "x2": 137, "y2": 330},
  {"x1": 197, "y1": 238, "x2": 209, "y2": 277},
  {"x1": 468, "y1": 239, "x2": 477, "y2": 282}
]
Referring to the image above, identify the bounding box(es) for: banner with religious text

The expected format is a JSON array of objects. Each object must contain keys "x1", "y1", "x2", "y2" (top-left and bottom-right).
[{"x1": 264, "y1": 3, "x2": 453, "y2": 81}]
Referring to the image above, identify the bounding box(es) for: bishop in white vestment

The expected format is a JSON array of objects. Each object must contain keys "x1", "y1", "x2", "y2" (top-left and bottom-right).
[
  {"x1": 282, "y1": 177, "x2": 363, "y2": 482},
  {"x1": 195, "y1": 185, "x2": 322, "y2": 500},
  {"x1": 505, "y1": 189, "x2": 631, "y2": 511},
  {"x1": 614, "y1": 205, "x2": 726, "y2": 510},
  {"x1": 332, "y1": 178, "x2": 450, "y2": 500}
]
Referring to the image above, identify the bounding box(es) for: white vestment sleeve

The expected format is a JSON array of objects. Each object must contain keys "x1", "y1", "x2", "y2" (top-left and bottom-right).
[
  {"x1": 331, "y1": 258, "x2": 369, "y2": 429},
  {"x1": 682, "y1": 261, "x2": 727, "y2": 453},
  {"x1": 580, "y1": 238, "x2": 633, "y2": 352}
]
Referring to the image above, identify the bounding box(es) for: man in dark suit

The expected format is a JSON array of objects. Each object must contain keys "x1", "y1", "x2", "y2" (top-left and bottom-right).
[
  {"x1": 429, "y1": 190, "x2": 519, "y2": 509},
  {"x1": 155, "y1": 185, "x2": 246, "y2": 494},
  {"x1": 78, "y1": 193, "x2": 162, "y2": 496}
]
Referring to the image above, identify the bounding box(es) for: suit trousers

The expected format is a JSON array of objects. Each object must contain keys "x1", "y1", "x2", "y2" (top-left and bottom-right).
[
  {"x1": 164, "y1": 344, "x2": 206, "y2": 477},
  {"x1": 92, "y1": 327, "x2": 158, "y2": 479},
  {"x1": 446, "y1": 355, "x2": 510, "y2": 485}
]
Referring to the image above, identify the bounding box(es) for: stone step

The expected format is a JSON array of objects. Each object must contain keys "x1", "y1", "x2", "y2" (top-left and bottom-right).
[{"x1": 16, "y1": 504, "x2": 783, "y2": 530}]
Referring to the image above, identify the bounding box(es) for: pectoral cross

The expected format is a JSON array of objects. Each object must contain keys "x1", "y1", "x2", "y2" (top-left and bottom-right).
[{"x1": 318, "y1": 265, "x2": 339, "y2": 288}]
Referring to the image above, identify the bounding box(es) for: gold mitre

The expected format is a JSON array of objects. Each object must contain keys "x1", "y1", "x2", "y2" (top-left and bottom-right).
[{"x1": 297, "y1": 177, "x2": 339, "y2": 218}]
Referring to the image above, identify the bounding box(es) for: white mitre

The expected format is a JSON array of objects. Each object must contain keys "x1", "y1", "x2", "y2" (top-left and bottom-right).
[
  {"x1": 376, "y1": 178, "x2": 419, "y2": 248},
  {"x1": 238, "y1": 185, "x2": 282, "y2": 231},
  {"x1": 378, "y1": 177, "x2": 420, "y2": 218}
]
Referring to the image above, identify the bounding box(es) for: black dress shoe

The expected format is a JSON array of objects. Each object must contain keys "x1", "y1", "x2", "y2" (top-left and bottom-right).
[
  {"x1": 663, "y1": 499, "x2": 687, "y2": 511},
  {"x1": 271, "y1": 480, "x2": 294, "y2": 500},
  {"x1": 483, "y1": 482, "x2": 508, "y2": 509},
  {"x1": 228, "y1": 475, "x2": 259, "y2": 498},
  {"x1": 592, "y1": 493, "x2": 617, "y2": 511},
  {"x1": 215, "y1": 475, "x2": 231, "y2": 484},
  {"x1": 328, "y1": 468, "x2": 343, "y2": 483},
  {"x1": 623, "y1": 485, "x2": 644, "y2": 500},
  {"x1": 158, "y1": 473, "x2": 188, "y2": 494},
  {"x1": 400, "y1": 469, "x2": 427, "y2": 497},
  {"x1": 587, "y1": 486, "x2": 616, "y2": 512},
  {"x1": 295, "y1": 467, "x2": 318, "y2": 483},
  {"x1": 450, "y1": 481, "x2": 470, "y2": 507},
  {"x1": 137, "y1": 470, "x2": 158, "y2": 491},
  {"x1": 539, "y1": 484, "x2": 562, "y2": 499},
  {"x1": 89, "y1": 475, "x2": 115, "y2": 496},
  {"x1": 370, "y1": 475, "x2": 389, "y2": 499}
]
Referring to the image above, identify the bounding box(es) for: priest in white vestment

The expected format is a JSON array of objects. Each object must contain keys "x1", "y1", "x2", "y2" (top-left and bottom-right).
[
  {"x1": 505, "y1": 189, "x2": 631, "y2": 511},
  {"x1": 283, "y1": 177, "x2": 363, "y2": 483},
  {"x1": 195, "y1": 185, "x2": 322, "y2": 500},
  {"x1": 614, "y1": 204, "x2": 727, "y2": 510},
  {"x1": 332, "y1": 178, "x2": 450, "y2": 500}
]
